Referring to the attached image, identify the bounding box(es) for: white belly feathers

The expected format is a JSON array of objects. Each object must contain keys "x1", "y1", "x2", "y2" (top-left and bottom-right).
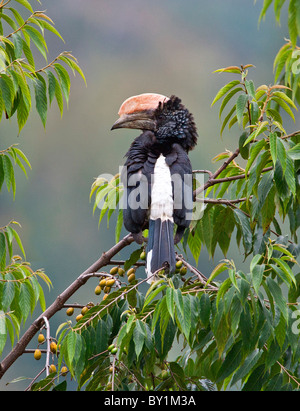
[{"x1": 150, "y1": 154, "x2": 174, "y2": 222}]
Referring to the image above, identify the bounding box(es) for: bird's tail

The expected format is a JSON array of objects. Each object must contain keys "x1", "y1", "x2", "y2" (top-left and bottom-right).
[{"x1": 146, "y1": 218, "x2": 176, "y2": 283}]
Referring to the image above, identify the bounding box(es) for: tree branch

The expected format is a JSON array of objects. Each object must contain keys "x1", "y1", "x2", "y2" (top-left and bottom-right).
[
  {"x1": 193, "y1": 147, "x2": 240, "y2": 197},
  {"x1": 0, "y1": 234, "x2": 134, "y2": 379}
]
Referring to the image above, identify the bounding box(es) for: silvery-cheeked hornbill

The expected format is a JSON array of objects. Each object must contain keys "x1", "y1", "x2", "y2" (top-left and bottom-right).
[{"x1": 111, "y1": 93, "x2": 198, "y2": 282}]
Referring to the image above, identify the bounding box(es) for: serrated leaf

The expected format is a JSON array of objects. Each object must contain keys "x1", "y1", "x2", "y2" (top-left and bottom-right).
[
  {"x1": 233, "y1": 209, "x2": 252, "y2": 254},
  {"x1": 272, "y1": 96, "x2": 295, "y2": 121},
  {"x1": 269, "y1": 132, "x2": 277, "y2": 166},
  {"x1": 54, "y1": 63, "x2": 71, "y2": 106},
  {"x1": 199, "y1": 293, "x2": 211, "y2": 328},
  {"x1": 14, "y1": 0, "x2": 34, "y2": 12},
  {"x1": 10, "y1": 227, "x2": 26, "y2": 259},
  {"x1": 217, "y1": 340, "x2": 243, "y2": 382},
  {"x1": 206, "y1": 262, "x2": 227, "y2": 286},
  {"x1": 236, "y1": 94, "x2": 249, "y2": 125},
  {"x1": 34, "y1": 74, "x2": 47, "y2": 127},
  {"x1": 133, "y1": 320, "x2": 146, "y2": 359},
  {"x1": 251, "y1": 264, "x2": 265, "y2": 293},
  {"x1": 231, "y1": 349, "x2": 263, "y2": 386},
  {"x1": 266, "y1": 277, "x2": 288, "y2": 321},
  {"x1": 219, "y1": 87, "x2": 243, "y2": 119},
  {"x1": 211, "y1": 80, "x2": 241, "y2": 107},
  {"x1": 288, "y1": 142, "x2": 300, "y2": 160},
  {"x1": 245, "y1": 139, "x2": 266, "y2": 176},
  {"x1": 23, "y1": 26, "x2": 48, "y2": 60}
]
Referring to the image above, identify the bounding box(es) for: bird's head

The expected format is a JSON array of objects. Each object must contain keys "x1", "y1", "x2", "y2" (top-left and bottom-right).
[{"x1": 111, "y1": 93, "x2": 197, "y2": 151}]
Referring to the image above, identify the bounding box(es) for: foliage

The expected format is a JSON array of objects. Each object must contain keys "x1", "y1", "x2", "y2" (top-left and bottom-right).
[
  {"x1": 0, "y1": 0, "x2": 83, "y2": 361},
  {"x1": 1, "y1": 0, "x2": 300, "y2": 392}
]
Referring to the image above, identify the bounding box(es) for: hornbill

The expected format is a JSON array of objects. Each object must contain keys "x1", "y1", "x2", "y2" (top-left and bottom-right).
[{"x1": 111, "y1": 93, "x2": 198, "y2": 282}]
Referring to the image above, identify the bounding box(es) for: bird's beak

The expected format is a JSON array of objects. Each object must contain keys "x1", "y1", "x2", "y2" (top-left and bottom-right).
[{"x1": 111, "y1": 112, "x2": 156, "y2": 131}]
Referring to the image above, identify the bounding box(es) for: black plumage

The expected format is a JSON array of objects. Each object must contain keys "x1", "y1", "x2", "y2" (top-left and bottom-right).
[{"x1": 113, "y1": 94, "x2": 198, "y2": 281}]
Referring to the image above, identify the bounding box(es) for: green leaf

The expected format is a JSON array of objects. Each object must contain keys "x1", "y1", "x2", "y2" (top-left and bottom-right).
[
  {"x1": 245, "y1": 139, "x2": 266, "y2": 176},
  {"x1": 18, "y1": 282, "x2": 32, "y2": 324},
  {"x1": 54, "y1": 63, "x2": 71, "y2": 106},
  {"x1": 272, "y1": 96, "x2": 295, "y2": 121},
  {"x1": 266, "y1": 277, "x2": 288, "y2": 321},
  {"x1": 243, "y1": 121, "x2": 268, "y2": 146},
  {"x1": 269, "y1": 132, "x2": 277, "y2": 166},
  {"x1": 0, "y1": 75, "x2": 14, "y2": 115},
  {"x1": 289, "y1": 0, "x2": 299, "y2": 46},
  {"x1": 143, "y1": 285, "x2": 167, "y2": 309},
  {"x1": 23, "y1": 26, "x2": 48, "y2": 60},
  {"x1": 233, "y1": 209, "x2": 252, "y2": 254},
  {"x1": 251, "y1": 264, "x2": 265, "y2": 293},
  {"x1": 2, "y1": 155, "x2": 15, "y2": 196},
  {"x1": 276, "y1": 137, "x2": 287, "y2": 175},
  {"x1": 133, "y1": 320, "x2": 146, "y2": 359},
  {"x1": 239, "y1": 131, "x2": 250, "y2": 160},
  {"x1": 10, "y1": 227, "x2": 26, "y2": 259},
  {"x1": 231, "y1": 349, "x2": 263, "y2": 386},
  {"x1": 34, "y1": 74, "x2": 48, "y2": 128},
  {"x1": 285, "y1": 155, "x2": 296, "y2": 195},
  {"x1": 288, "y1": 142, "x2": 300, "y2": 160},
  {"x1": 211, "y1": 80, "x2": 241, "y2": 106},
  {"x1": 258, "y1": 0, "x2": 273, "y2": 23},
  {"x1": 165, "y1": 287, "x2": 175, "y2": 321},
  {"x1": 199, "y1": 293, "x2": 211, "y2": 328},
  {"x1": 0, "y1": 232, "x2": 6, "y2": 264},
  {"x1": 217, "y1": 340, "x2": 243, "y2": 382},
  {"x1": 206, "y1": 262, "x2": 227, "y2": 286},
  {"x1": 219, "y1": 87, "x2": 243, "y2": 119},
  {"x1": 236, "y1": 94, "x2": 249, "y2": 125},
  {"x1": 0, "y1": 312, "x2": 7, "y2": 355},
  {"x1": 271, "y1": 257, "x2": 297, "y2": 286},
  {"x1": 14, "y1": 0, "x2": 34, "y2": 12}
]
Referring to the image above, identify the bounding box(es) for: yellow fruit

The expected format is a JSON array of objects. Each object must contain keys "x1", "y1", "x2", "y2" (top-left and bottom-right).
[
  {"x1": 81, "y1": 306, "x2": 89, "y2": 315},
  {"x1": 104, "y1": 286, "x2": 111, "y2": 293},
  {"x1": 110, "y1": 266, "x2": 119, "y2": 275},
  {"x1": 50, "y1": 342, "x2": 57, "y2": 354},
  {"x1": 140, "y1": 251, "x2": 146, "y2": 260},
  {"x1": 176, "y1": 260, "x2": 183, "y2": 269},
  {"x1": 61, "y1": 366, "x2": 68, "y2": 376},
  {"x1": 118, "y1": 267, "x2": 125, "y2": 276},
  {"x1": 99, "y1": 278, "x2": 107, "y2": 287},
  {"x1": 95, "y1": 285, "x2": 101, "y2": 295},
  {"x1": 128, "y1": 273, "x2": 136, "y2": 283},
  {"x1": 103, "y1": 293, "x2": 109, "y2": 301},
  {"x1": 161, "y1": 370, "x2": 169, "y2": 380},
  {"x1": 49, "y1": 364, "x2": 57, "y2": 374},
  {"x1": 109, "y1": 366, "x2": 114, "y2": 373},
  {"x1": 127, "y1": 268, "x2": 135, "y2": 277},
  {"x1": 76, "y1": 314, "x2": 83, "y2": 322},
  {"x1": 34, "y1": 349, "x2": 42, "y2": 360},
  {"x1": 106, "y1": 278, "x2": 115, "y2": 287},
  {"x1": 66, "y1": 307, "x2": 74, "y2": 316},
  {"x1": 37, "y1": 334, "x2": 45, "y2": 344}
]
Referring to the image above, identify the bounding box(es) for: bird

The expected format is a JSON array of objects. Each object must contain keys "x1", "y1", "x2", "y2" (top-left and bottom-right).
[{"x1": 111, "y1": 93, "x2": 198, "y2": 282}]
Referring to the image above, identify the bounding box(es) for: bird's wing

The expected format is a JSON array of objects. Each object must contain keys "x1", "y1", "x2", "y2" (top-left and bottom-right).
[
  {"x1": 121, "y1": 131, "x2": 157, "y2": 234},
  {"x1": 165, "y1": 143, "x2": 193, "y2": 242}
]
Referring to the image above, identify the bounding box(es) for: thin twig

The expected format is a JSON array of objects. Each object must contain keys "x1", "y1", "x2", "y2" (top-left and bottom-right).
[{"x1": 43, "y1": 317, "x2": 50, "y2": 377}]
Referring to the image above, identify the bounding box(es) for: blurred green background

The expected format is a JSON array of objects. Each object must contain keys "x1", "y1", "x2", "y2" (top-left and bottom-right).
[{"x1": 1, "y1": 0, "x2": 299, "y2": 390}]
